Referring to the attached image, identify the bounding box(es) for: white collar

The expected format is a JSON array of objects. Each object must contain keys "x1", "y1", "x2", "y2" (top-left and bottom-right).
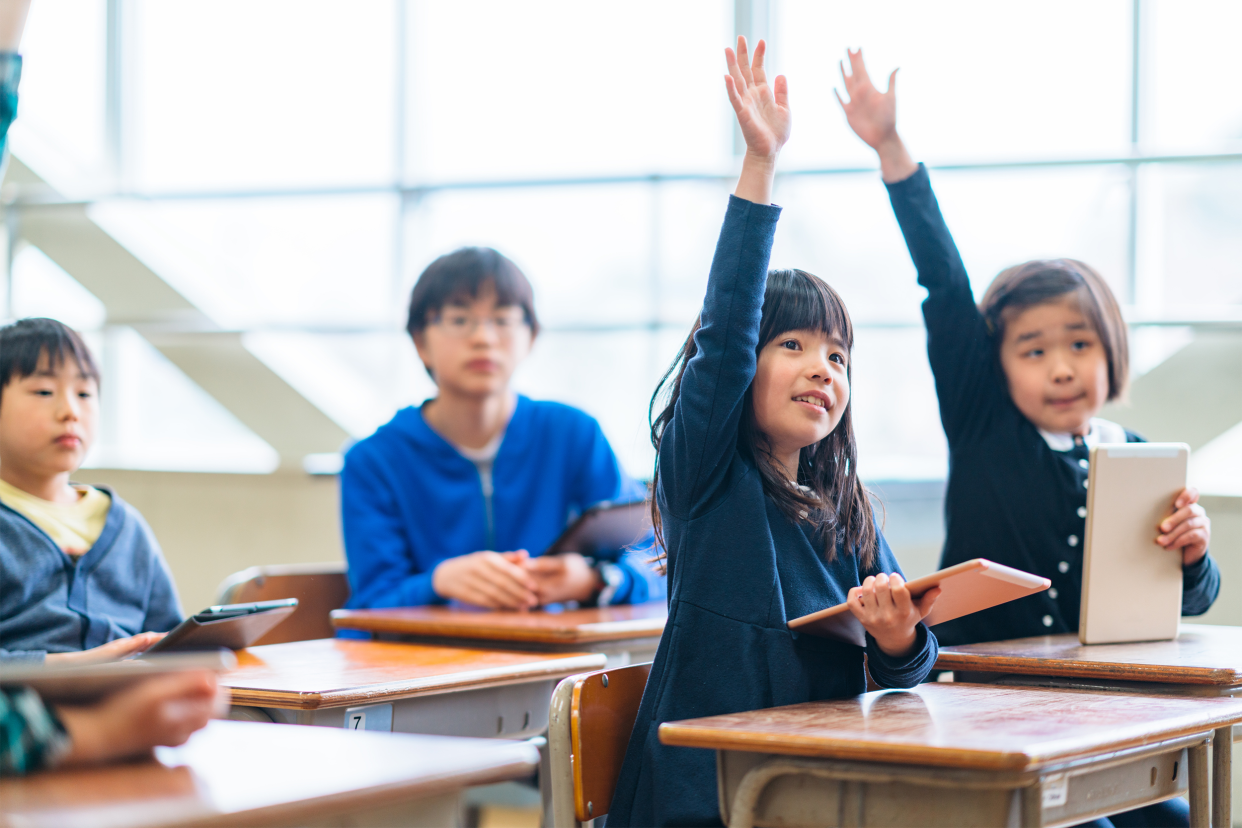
[{"x1": 1039, "y1": 417, "x2": 1128, "y2": 452}]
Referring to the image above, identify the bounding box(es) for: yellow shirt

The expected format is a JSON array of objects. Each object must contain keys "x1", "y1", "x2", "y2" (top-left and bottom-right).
[{"x1": 0, "y1": 479, "x2": 111, "y2": 556}]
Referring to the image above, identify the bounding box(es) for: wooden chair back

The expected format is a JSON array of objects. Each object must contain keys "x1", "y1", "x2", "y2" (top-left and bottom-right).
[
  {"x1": 214, "y1": 562, "x2": 350, "y2": 646},
  {"x1": 548, "y1": 662, "x2": 651, "y2": 826}
]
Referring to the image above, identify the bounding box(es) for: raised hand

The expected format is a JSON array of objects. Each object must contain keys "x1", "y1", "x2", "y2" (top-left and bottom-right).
[
  {"x1": 725, "y1": 37, "x2": 791, "y2": 160},
  {"x1": 835, "y1": 49, "x2": 917, "y2": 183},
  {"x1": 835, "y1": 49, "x2": 897, "y2": 149}
]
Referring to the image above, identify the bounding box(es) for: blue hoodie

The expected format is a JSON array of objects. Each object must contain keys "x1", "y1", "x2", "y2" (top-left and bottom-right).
[
  {"x1": 340, "y1": 396, "x2": 665, "y2": 611},
  {"x1": 0, "y1": 487, "x2": 183, "y2": 663}
]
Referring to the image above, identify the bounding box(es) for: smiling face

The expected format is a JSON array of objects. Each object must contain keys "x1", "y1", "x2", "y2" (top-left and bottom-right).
[
  {"x1": 751, "y1": 328, "x2": 851, "y2": 476},
  {"x1": 0, "y1": 351, "x2": 99, "y2": 486},
  {"x1": 998, "y1": 295, "x2": 1110, "y2": 435},
  {"x1": 412, "y1": 283, "x2": 534, "y2": 399}
]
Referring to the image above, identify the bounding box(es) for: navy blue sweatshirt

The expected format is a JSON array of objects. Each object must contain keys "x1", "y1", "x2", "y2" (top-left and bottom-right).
[
  {"x1": 885, "y1": 165, "x2": 1220, "y2": 645},
  {"x1": 608, "y1": 196, "x2": 938, "y2": 827}
]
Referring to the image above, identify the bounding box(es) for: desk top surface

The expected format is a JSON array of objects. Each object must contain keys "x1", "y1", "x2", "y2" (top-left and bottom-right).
[
  {"x1": 330, "y1": 600, "x2": 668, "y2": 644},
  {"x1": 0, "y1": 719, "x2": 538, "y2": 828},
  {"x1": 220, "y1": 638, "x2": 606, "y2": 709},
  {"x1": 934, "y1": 624, "x2": 1242, "y2": 686},
  {"x1": 659, "y1": 682, "x2": 1242, "y2": 772}
]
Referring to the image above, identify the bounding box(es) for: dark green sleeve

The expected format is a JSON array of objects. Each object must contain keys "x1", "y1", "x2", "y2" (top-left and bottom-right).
[{"x1": 0, "y1": 686, "x2": 70, "y2": 776}]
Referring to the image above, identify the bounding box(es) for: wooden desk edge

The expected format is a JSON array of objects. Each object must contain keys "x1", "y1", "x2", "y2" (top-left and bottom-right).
[
  {"x1": 657, "y1": 715, "x2": 1242, "y2": 772},
  {"x1": 330, "y1": 615, "x2": 665, "y2": 645},
  {"x1": 226, "y1": 653, "x2": 606, "y2": 710},
  {"x1": 934, "y1": 653, "x2": 1242, "y2": 687},
  {"x1": 28, "y1": 749, "x2": 539, "y2": 828}
]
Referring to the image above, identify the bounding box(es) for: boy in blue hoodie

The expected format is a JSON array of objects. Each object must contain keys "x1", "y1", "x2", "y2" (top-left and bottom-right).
[
  {"x1": 340, "y1": 248, "x2": 663, "y2": 612},
  {"x1": 0, "y1": 319, "x2": 180, "y2": 664}
]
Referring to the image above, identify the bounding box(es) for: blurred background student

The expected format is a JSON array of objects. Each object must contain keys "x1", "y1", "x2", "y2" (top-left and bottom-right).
[{"x1": 340, "y1": 248, "x2": 664, "y2": 613}]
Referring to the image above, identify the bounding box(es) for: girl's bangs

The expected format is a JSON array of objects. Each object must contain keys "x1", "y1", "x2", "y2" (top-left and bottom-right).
[{"x1": 759, "y1": 269, "x2": 854, "y2": 352}]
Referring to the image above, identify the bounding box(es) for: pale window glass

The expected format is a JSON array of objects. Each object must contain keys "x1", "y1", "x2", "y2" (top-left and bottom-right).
[
  {"x1": 90, "y1": 195, "x2": 398, "y2": 329},
  {"x1": 130, "y1": 0, "x2": 396, "y2": 191},
  {"x1": 9, "y1": 245, "x2": 107, "y2": 331},
  {"x1": 403, "y1": 184, "x2": 654, "y2": 328},
  {"x1": 1145, "y1": 0, "x2": 1242, "y2": 149},
  {"x1": 1136, "y1": 163, "x2": 1242, "y2": 308},
  {"x1": 514, "y1": 329, "x2": 671, "y2": 480},
  {"x1": 82, "y1": 327, "x2": 279, "y2": 474},
  {"x1": 404, "y1": 0, "x2": 733, "y2": 181},
  {"x1": 244, "y1": 331, "x2": 433, "y2": 440},
  {"x1": 7, "y1": 0, "x2": 108, "y2": 193},
  {"x1": 775, "y1": 0, "x2": 1132, "y2": 169}
]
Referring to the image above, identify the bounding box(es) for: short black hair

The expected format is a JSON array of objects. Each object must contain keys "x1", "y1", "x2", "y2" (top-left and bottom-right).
[
  {"x1": 405, "y1": 247, "x2": 539, "y2": 339},
  {"x1": 0, "y1": 318, "x2": 100, "y2": 407}
]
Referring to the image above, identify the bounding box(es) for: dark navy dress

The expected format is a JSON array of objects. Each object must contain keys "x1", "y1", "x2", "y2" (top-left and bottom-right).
[
  {"x1": 607, "y1": 196, "x2": 939, "y2": 827},
  {"x1": 884, "y1": 165, "x2": 1220, "y2": 647}
]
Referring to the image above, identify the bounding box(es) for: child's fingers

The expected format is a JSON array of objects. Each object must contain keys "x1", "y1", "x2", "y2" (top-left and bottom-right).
[
  {"x1": 833, "y1": 87, "x2": 848, "y2": 111},
  {"x1": 1158, "y1": 515, "x2": 1209, "y2": 549},
  {"x1": 736, "y1": 36, "x2": 754, "y2": 86},
  {"x1": 1158, "y1": 502, "x2": 1205, "y2": 534},
  {"x1": 838, "y1": 59, "x2": 852, "y2": 92},
  {"x1": 914, "y1": 585, "x2": 941, "y2": 619},
  {"x1": 869, "y1": 573, "x2": 896, "y2": 610},
  {"x1": 773, "y1": 74, "x2": 788, "y2": 110},
  {"x1": 886, "y1": 67, "x2": 899, "y2": 95},
  {"x1": 750, "y1": 39, "x2": 768, "y2": 87},
  {"x1": 724, "y1": 75, "x2": 746, "y2": 115},
  {"x1": 1174, "y1": 486, "x2": 1200, "y2": 510},
  {"x1": 847, "y1": 48, "x2": 870, "y2": 85},
  {"x1": 725, "y1": 47, "x2": 747, "y2": 96}
]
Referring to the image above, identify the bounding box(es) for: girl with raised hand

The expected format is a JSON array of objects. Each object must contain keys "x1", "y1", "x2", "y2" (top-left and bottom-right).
[
  {"x1": 608, "y1": 38, "x2": 940, "y2": 827},
  {"x1": 836, "y1": 48, "x2": 1219, "y2": 827}
]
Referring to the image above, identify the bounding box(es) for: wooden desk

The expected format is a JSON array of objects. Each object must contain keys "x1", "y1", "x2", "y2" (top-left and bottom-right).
[
  {"x1": 935, "y1": 624, "x2": 1242, "y2": 828},
  {"x1": 0, "y1": 719, "x2": 538, "y2": 828},
  {"x1": 331, "y1": 600, "x2": 668, "y2": 667},
  {"x1": 660, "y1": 683, "x2": 1242, "y2": 828},
  {"x1": 222, "y1": 638, "x2": 604, "y2": 739}
]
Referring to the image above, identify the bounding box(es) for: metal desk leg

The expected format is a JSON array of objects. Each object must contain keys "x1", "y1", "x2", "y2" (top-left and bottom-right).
[
  {"x1": 1214, "y1": 727, "x2": 1232, "y2": 828},
  {"x1": 1191, "y1": 741, "x2": 1210, "y2": 828}
]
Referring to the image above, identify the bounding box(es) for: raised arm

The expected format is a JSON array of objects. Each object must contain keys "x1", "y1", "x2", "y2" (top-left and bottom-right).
[
  {"x1": 836, "y1": 49, "x2": 1003, "y2": 441},
  {"x1": 658, "y1": 38, "x2": 786, "y2": 513}
]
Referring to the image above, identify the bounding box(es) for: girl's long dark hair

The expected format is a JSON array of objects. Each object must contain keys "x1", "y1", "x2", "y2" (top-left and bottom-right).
[{"x1": 648, "y1": 269, "x2": 877, "y2": 571}]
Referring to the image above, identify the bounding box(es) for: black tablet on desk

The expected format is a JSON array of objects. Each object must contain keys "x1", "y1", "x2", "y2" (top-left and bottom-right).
[
  {"x1": 544, "y1": 499, "x2": 651, "y2": 556},
  {"x1": 143, "y1": 598, "x2": 298, "y2": 654}
]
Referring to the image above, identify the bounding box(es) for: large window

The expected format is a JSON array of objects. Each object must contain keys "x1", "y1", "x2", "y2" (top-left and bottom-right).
[{"x1": 4, "y1": 0, "x2": 1239, "y2": 481}]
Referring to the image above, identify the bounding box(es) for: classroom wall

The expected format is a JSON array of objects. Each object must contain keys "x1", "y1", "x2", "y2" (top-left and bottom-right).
[
  {"x1": 73, "y1": 469, "x2": 344, "y2": 614},
  {"x1": 72, "y1": 470, "x2": 1242, "y2": 629}
]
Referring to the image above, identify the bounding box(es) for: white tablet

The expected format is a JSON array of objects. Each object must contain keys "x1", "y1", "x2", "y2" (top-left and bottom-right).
[{"x1": 1079, "y1": 442, "x2": 1189, "y2": 645}]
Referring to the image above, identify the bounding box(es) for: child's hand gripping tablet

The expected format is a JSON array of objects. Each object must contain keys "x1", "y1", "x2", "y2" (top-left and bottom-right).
[
  {"x1": 1158, "y1": 486, "x2": 1211, "y2": 566},
  {"x1": 847, "y1": 573, "x2": 940, "y2": 657},
  {"x1": 43, "y1": 633, "x2": 168, "y2": 665}
]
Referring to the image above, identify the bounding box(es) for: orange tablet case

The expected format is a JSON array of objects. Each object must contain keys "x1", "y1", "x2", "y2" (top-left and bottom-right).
[{"x1": 787, "y1": 558, "x2": 1051, "y2": 647}]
